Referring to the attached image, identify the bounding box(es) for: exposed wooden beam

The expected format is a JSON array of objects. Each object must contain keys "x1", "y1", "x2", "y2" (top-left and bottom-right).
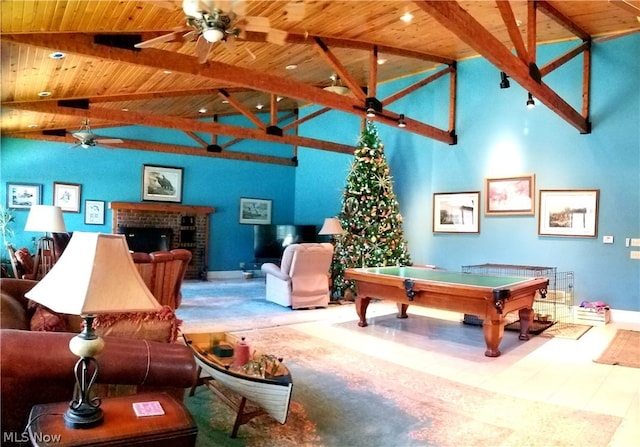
[
  {"x1": 537, "y1": 0, "x2": 591, "y2": 41},
  {"x1": 382, "y1": 67, "x2": 452, "y2": 106},
  {"x1": 5, "y1": 132, "x2": 296, "y2": 166},
  {"x1": 416, "y1": 1, "x2": 591, "y2": 134},
  {"x1": 217, "y1": 89, "x2": 266, "y2": 130},
  {"x1": 313, "y1": 37, "x2": 367, "y2": 102},
  {"x1": 8, "y1": 101, "x2": 357, "y2": 156},
  {"x1": 539, "y1": 41, "x2": 590, "y2": 77},
  {"x1": 2, "y1": 33, "x2": 455, "y2": 145},
  {"x1": 496, "y1": 0, "x2": 529, "y2": 63}
]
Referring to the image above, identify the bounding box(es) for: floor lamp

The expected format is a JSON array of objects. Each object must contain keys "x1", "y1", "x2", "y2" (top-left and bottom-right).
[
  {"x1": 319, "y1": 217, "x2": 345, "y2": 300},
  {"x1": 24, "y1": 205, "x2": 66, "y2": 279}
]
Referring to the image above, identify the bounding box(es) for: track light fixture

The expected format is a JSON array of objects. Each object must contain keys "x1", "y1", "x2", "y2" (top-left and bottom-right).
[
  {"x1": 526, "y1": 92, "x2": 535, "y2": 109},
  {"x1": 364, "y1": 97, "x2": 382, "y2": 118},
  {"x1": 397, "y1": 114, "x2": 406, "y2": 128},
  {"x1": 499, "y1": 72, "x2": 510, "y2": 89}
]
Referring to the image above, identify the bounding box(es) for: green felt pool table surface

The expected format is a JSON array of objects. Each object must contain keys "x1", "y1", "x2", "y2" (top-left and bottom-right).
[{"x1": 357, "y1": 266, "x2": 532, "y2": 288}]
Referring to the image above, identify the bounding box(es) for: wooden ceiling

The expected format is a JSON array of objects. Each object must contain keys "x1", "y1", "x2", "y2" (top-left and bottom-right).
[{"x1": 1, "y1": 1, "x2": 639, "y2": 164}]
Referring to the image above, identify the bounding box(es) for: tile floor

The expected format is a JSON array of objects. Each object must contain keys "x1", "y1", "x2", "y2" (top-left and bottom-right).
[{"x1": 290, "y1": 302, "x2": 640, "y2": 447}]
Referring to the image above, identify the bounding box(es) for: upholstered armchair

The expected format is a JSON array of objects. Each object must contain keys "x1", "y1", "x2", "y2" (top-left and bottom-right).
[{"x1": 261, "y1": 243, "x2": 334, "y2": 309}]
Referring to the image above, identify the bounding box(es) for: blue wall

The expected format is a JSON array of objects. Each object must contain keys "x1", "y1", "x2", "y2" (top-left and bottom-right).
[
  {"x1": 295, "y1": 35, "x2": 640, "y2": 311},
  {"x1": 2, "y1": 35, "x2": 638, "y2": 311}
]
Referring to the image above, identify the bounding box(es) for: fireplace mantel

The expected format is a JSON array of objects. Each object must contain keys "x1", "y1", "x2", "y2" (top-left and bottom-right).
[
  {"x1": 110, "y1": 201, "x2": 215, "y2": 279},
  {"x1": 110, "y1": 201, "x2": 215, "y2": 215}
]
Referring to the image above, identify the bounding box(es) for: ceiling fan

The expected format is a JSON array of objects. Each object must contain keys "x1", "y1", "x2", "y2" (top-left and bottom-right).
[
  {"x1": 70, "y1": 120, "x2": 124, "y2": 149},
  {"x1": 135, "y1": 0, "x2": 293, "y2": 63}
]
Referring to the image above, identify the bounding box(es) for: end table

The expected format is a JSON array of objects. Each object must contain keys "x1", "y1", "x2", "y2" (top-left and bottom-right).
[{"x1": 27, "y1": 392, "x2": 197, "y2": 447}]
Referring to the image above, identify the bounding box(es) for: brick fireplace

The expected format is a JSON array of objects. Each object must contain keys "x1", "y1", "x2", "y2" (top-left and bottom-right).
[{"x1": 110, "y1": 202, "x2": 215, "y2": 279}]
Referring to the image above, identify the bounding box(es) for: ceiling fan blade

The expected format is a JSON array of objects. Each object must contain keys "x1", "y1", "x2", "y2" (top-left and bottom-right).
[
  {"x1": 223, "y1": 33, "x2": 237, "y2": 51},
  {"x1": 135, "y1": 31, "x2": 184, "y2": 48},
  {"x1": 95, "y1": 138, "x2": 124, "y2": 144},
  {"x1": 195, "y1": 35, "x2": 213, "y2": 63},
  {"x1": 243, "y1": 16, "x2": 270, "y2": 33},
  {"x1": 182, "y1": 30, "x2": 199, "y2": 42},
  {"x1": 266, "y1": 29, "x2": 288, "y2": 46}
]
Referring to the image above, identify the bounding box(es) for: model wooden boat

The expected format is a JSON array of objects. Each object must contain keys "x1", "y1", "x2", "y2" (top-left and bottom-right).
[{"x1": 183, "y1": 332, "x2": 293, "y2": 436}]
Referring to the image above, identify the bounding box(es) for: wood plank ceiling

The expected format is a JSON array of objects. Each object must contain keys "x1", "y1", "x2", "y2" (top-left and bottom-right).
[{"x1": 1, "y1": 1, "x2": 639, "y2": 165}]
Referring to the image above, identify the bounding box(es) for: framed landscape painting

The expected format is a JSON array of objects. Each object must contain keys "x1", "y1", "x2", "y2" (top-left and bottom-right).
[
  {"x1": 6, "y1": 183, "x2": 42, "y2": 209},
  {"x1": 142, "y1": 165, "x2": 183, "y2": 203},
  {"x1": 538, "y1": 189, "x2": 599, "y2": 237},
  {"x1": 433, "y1": 191, "x2": 480, "y2": 233},
  {"x1": 485, "y1": 174, "x2": 535, "y2": 215},
  {"x1": 239, "y1": 197, "x2": 272, "y2": 225}
]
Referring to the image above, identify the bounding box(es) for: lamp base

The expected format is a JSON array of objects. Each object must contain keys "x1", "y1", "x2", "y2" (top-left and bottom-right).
[{"x1": 64, "y1": 405, "x2": 104, "y2": 429}]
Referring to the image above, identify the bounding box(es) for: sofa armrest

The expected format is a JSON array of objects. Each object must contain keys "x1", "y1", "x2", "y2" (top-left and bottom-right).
[
  {"x1": 0, "y1": 329, "x2": 197, "y2": 434},
  {"x1": 261, "y1": 263, "x2": 290, "y2": 281}
]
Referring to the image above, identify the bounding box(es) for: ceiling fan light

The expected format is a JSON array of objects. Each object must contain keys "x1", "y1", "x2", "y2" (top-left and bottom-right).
[{"x1": 203, "y1": 28, "x2": 224, "y2": 43}]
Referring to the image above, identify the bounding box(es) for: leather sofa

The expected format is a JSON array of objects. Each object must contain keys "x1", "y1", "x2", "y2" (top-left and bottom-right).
[
  {"x1": 1, "y1": 278, "x2": 180, "y2": 343},
  {"x1": 261, "y1": 243, "x2": 334, "y2": 309},
  {"x1": 0, "y1": 278, "x2": 198, "y2": 439}
]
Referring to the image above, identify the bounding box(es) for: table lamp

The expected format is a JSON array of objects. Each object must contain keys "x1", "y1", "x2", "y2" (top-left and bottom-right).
[
  {"x1": 24, "y1": 205, "x2": 66, "y2": 279},
  {"x1": 25, "y1": 232, "x2": 161, "y2": 429},
  {"x1": 318, "y1": 217, "x2": 345, "y2": 239}
]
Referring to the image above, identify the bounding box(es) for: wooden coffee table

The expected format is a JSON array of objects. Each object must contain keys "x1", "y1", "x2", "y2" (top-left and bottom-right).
[{"x1": 27, "y1": 392, "x2": 197, "y2": 447}]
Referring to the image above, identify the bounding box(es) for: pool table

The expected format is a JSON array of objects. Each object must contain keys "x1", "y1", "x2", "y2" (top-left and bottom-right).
[{"x1": 344, "y1": 266, "x2": 549, "y2": 357}]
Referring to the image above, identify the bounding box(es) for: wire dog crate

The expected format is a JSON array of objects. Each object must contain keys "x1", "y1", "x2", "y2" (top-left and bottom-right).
[{"x1": 461, "y1": 263, "x2": 575, "y2": 326}]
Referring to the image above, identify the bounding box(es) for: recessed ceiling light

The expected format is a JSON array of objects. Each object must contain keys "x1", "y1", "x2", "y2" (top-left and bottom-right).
[
  {"x1": 285, "y1": 64, "x2": 297, "y2": 70},
  {"x1": 28, "y1": 124, "x2": 38, "y2": 128},
  {"x1": 121, "y1": 108, "x2": 129, "y2": 112},
  {"x1": 276, "y1": 96, "x2": 283, "y2": 102},
  {"x1": 198, "y1": 108, "x2": 208, "y2": 114},
  {"x1": 222, "y1": 100, "x2": 229, "y2": 104},
  {"x1": 377, "y1": 58, "x2": 387, "y2": 65},
  {"x1": 38, "y1": 91, "x2": 51, "y2": 97},
  {"x1": 255, "y1": 103, "x2": 264, "y2": 110},
  {"x1": 400, "y1": 12, "x2": 413, "y2": 23},
  {"x1": 49, "y1": 52, "x2": 66, "y2": 60},
  {"x1": 163, "y1": 70, "x2": 172, "y2": 74}
]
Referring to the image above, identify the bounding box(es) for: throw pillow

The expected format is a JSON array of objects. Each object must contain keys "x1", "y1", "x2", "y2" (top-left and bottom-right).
[{"x1": 30, "y1": 305, "x2": 68, "y2": 332}]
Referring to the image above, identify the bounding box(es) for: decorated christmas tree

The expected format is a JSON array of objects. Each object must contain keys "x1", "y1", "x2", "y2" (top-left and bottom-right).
[{"x1": 331, "y1": 121, "x2": 412, "y2": 299}]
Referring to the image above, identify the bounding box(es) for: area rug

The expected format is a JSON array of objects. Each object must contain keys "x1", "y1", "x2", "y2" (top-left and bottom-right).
[
  {"x1": 540, "y1": 322, "x2": 593, "y2": 340},
  {"x1": 594, "y1": 329, "x2": 640, "y2": 368},
  {"x1": 184, "y1": 325, "x2": 620, "y2": 447},
  {"x1": 503, "y1": 319, "x2": 554, "y2": 335},
  {"x1": 177, "y1": 279, "x2": 394, "y2": 333}
]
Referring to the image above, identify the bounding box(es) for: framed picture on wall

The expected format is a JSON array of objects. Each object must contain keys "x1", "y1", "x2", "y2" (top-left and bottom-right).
[
  {"x1": 6, "y1": 183, "x2": 42, "y2": 209},
  {"x1": 53, "y1": 182, "x2": 82, "y2": 213},
  {"x1": 538, "y1": 189, "x2": 599, "y2": 237},
  {"x1": 142, "y1": 165, "x2": 183, "y2": 203},
  {"x1": 485, "y1": 174, "x2": 535, "y2": 215},
  {"x1": 433, "y1": 191, "x2": 480, "y2": 233},
  {"x1": 239, "y1": 197, "x2": 272, "y2": 225},
  {"x1": 84, "y1": 200, "x2": 105, "y2": 225}
]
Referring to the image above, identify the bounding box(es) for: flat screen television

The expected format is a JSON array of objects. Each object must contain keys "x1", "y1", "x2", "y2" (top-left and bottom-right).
[{"x1": 254, "y1": 224, "x2": 318, "y2": 261}]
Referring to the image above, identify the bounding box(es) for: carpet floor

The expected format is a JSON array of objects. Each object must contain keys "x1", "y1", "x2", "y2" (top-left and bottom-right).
[{"x1": 177, "y1": 279, "x2": 621, "y2": 447}]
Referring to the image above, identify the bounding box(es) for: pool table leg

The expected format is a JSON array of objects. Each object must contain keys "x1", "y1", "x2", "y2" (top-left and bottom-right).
[
  {"x1": 517, "y1": 307, "x2": 533, "y2": 341},
  {"x1": 356, "y1": 296, "x2": 371, "y2": 327},
  {"x1": 396, "y1": 303, "x2": 409, "y2": 319},
  {"x1": 482, "y1": 319, "x2": 504, "y2": 357}
]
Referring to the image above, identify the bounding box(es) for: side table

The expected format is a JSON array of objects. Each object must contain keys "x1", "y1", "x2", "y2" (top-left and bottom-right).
[{"x1": 27, "y1": 392, "x2": 197, "y2": 447}]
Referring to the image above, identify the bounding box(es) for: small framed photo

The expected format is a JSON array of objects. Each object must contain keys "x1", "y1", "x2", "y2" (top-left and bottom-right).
[
  {"x1": 6, "y1": 183, "x2": 42, "y2": 209},
  {"x1": 485, "y1": 174, "x2": 535, "y2": 215},
  {"x1": 239, "y1": 197, "x2": 272, "y2": 225},
  {"x1": 433, "y1": 191, "x2": 480, "y2": 233},
  {"x1": 53, "y1": 182, "x2": 81, "y2": 213},
  {"x1": 84, "y1": 200, "x2": 105, "y2": 225},
  {"x1": 142, "y1": 165, "x2": 183, "y2": 203},
  {"x1": 538, "y1": 189, "x2": 599, "y2": 237}
]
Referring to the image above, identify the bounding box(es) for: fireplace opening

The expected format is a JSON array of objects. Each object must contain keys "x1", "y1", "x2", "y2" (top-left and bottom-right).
[{"x1": 118, "y1": 226, "x2": 173, "y2": 253}]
